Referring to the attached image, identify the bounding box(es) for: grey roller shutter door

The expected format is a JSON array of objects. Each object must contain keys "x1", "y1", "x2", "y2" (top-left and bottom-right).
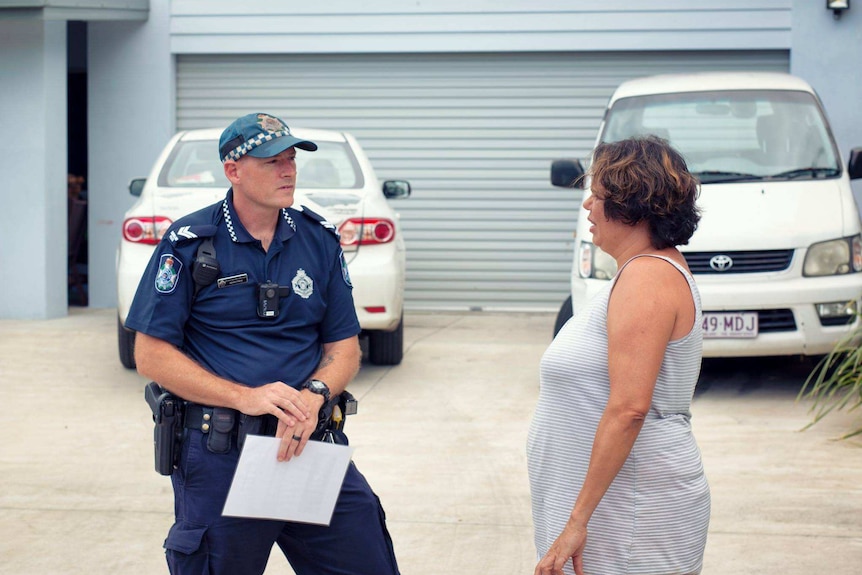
[{"x1": 176, "y1": 51, "x2": 789, "y2": 311}]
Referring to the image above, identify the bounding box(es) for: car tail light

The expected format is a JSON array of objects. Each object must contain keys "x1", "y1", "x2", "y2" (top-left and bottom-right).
[
  {"x1": 338, "y1": 218, "x2": 396, "y2": 248},
  {"x1": 123, "y1": 216, "x2": 172, "y2": 245}
]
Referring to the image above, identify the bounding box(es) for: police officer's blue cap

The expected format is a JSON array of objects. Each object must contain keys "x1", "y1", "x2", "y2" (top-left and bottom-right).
[{"x1": 219, "y1": 113, "x2": 317, "y2": 163}]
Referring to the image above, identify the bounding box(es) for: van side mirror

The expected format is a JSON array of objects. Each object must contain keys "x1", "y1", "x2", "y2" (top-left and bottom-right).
[
  {"x1": 383, "y1": 180, "x2": 411, "y2": 199},
  {"x1": 128, "y1": 178, "x2": 146, "y2": 197},
  {"x1": 550, "y1": 159, "x2": 586, "y2": 189},
  {"x1": 848, "y1": 148, "x2": 862, "y2": 180}
]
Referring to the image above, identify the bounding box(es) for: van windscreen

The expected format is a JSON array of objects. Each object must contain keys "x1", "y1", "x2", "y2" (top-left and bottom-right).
[{"x1": 601, "y1": 90, "x2": 840, "y2": 183}]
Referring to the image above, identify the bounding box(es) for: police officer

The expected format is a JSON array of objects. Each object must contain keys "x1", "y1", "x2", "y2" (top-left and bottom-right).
[{"x1": 125, "y1": 112, "x2": 400, "y2": 575}]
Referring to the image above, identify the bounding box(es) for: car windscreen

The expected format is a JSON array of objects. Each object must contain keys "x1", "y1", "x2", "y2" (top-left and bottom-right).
[
  {"x1": 157, "y1": 139, "x2": 365, "y2": 189},
  {"x1": 601, "y1": 90, "x2": 841, "y2": 183}
]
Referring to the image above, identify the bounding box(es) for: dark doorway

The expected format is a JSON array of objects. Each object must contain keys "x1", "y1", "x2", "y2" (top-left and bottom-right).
[{"x1": 68, "y1": 21, "x2": 88, "y2": 306}]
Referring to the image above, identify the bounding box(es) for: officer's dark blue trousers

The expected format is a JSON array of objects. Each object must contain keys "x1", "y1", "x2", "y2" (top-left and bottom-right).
[{"x1": 165, "y1": 429, "x2": 400, "y2": 575}]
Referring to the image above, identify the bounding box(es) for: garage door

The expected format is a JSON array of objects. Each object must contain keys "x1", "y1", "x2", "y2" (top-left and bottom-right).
[{"x1": 176, "y1": 51, "x2": 789, "y2": 311}]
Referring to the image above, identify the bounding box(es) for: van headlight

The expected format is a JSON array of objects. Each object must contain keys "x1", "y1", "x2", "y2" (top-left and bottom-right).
[
  {"x1": 578, "y1": 242, "x2": 618, "y2": 280},
  {"x1": 803, "y1": 235, "x2": 862, "y2": 276}
]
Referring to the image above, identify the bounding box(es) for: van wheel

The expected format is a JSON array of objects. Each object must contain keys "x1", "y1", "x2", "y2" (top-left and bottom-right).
[
  {"x1": 368, "y1": 316, "x2": 404, "y2": 365},
  {"x1": 553, "y1": 296, "x2": 573, "y2": 337},
  {"x1": 118, "y1": 316, "x2": 137, "y2": 369}
]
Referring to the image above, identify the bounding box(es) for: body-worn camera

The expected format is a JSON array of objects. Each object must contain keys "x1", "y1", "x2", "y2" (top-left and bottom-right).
[{"x1": 257, "y1": 282, "x2": 291, "y2": 318}]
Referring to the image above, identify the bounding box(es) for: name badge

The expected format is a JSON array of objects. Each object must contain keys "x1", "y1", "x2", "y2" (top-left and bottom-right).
[{"x1": 217, "y1": 273, "x2": 248, "y2": 288}]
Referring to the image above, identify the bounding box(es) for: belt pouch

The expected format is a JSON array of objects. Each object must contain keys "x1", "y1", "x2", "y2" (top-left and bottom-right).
[{"x1": 207, "y1": 408, "x2": 235, "y2": 454}]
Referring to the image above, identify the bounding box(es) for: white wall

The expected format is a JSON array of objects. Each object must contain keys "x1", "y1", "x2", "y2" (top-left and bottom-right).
[
  {"x1": 0, "y1": 18, "x2": 67, "y2": 319},
  {"x1": 87, "y1": 1, "x2": 174, "y2": 309}
]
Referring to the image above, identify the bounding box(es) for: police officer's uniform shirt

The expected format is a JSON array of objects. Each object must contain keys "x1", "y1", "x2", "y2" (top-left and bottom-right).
[{"x1": 125, "y1": 189, "x2": 360, "y2": 389}]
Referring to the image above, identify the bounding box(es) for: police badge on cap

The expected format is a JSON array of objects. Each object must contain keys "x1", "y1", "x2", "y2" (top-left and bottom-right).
[
  {"x1": 218, "y1": 112, "x2": 317, "y2": 163},
  {"x1": 258, "y1": 114, "x2": 287, "y2": 133}
]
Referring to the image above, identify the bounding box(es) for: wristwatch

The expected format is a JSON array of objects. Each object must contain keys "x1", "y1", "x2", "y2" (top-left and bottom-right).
[{"x1": 302, "y1": 379, "x2": 331, "y2": 403}]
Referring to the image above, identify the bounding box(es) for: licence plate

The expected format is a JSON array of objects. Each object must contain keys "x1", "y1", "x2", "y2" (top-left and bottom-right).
[{"x1": 702, "y1": 312, "x2": 758, "y2": 339}]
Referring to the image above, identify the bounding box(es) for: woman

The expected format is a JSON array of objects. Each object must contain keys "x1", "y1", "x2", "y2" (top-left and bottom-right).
[{"x1": 527, "y1": 136, "x2": 709, "y2": 575}]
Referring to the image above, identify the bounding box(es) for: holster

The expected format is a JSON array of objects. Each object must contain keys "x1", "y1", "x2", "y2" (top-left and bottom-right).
[
  {"x1": 311, "y1": 391, "x2": 358, "y2": 445},
  {"x1": 144, "y1": 382, "x2": 184, "y2": 476}
]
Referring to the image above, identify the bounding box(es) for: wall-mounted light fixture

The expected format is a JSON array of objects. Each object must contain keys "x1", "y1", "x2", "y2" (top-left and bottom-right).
[{"x1": 827, "y1": 0, "x2": 850, "y2": 19}]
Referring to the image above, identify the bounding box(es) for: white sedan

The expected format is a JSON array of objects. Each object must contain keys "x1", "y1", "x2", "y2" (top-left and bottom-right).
[{"x1": 117, "y1": 127, "x2": 410, "y2": 367}]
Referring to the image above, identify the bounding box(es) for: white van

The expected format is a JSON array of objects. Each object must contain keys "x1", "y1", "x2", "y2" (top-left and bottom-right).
[{"x1": 551, "y1": 72, "x2": 862, "y2": 358}]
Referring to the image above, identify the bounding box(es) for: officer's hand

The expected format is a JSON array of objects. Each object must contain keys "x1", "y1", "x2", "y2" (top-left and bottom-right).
[
  {"x1": 275, "y1": 408, "x2": 319, "y2": 461},
  {"x1": 238, "y1": 382, "x2": 311, "y2": 428}
]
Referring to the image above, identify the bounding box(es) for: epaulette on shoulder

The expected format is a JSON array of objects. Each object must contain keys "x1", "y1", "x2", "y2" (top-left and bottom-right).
[
  {"x1": 167, "y1": 224, "x2": 218, "y2": 245},
  {"x1": 298, "y1": 205, "x2": 340, "y2": 240}
]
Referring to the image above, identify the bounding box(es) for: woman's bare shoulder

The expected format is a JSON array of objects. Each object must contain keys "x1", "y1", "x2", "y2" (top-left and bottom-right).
[{"x1": 613, "y1": 254, "x2": 691, "y2": 305}]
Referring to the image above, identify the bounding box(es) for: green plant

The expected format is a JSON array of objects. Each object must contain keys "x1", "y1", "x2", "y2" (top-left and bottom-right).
[{"x1": 799, "y1": 320, "x2": 862, "y2": 439}]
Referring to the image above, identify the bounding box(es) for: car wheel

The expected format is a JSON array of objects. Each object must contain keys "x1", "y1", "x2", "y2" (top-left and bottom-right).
[
  {"x1": 553, "y1": 296, "x2": 573, "y2": 337},
  {"x1": 118, "y1": 316, "x2": 137, "y2": 370},
  {"x1": 368, "y1": 316, "x2": 404, "y2": 365}
]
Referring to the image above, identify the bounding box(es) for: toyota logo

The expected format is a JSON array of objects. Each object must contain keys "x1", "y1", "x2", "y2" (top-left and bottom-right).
[{"x1": 709, "y1": 254, "x2": 733, "y2": 272}]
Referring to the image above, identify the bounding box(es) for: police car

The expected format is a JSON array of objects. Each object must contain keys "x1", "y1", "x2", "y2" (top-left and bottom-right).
[{"x1": 116, "y1": 127, "x2": 410, "y2": 368}]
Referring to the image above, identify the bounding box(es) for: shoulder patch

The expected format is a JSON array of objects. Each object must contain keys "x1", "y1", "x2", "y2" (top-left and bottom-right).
[
  {"x1": 155, "y1": 254, "x2": 183, "y2": 294},
  {"x1": 339, "y1": 249, "x2": 352, "y2": 288},
  {"x1": 168, "y1": 224, "x2": 218, "y2": 245},
  {"x1": 298, "y1": 205, "x2": 340, "y2": 240}
]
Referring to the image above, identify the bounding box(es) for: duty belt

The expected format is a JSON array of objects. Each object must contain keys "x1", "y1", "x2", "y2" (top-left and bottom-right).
[
  {"x1": 183, "y1": 393, "x2": 356, "y2": 450},
  {"x1": 184, "y1": 403, "x2": 278, "y2": 453},
  {"x1": 183, "y1": 403, "x2": 216, "y2": 432}
]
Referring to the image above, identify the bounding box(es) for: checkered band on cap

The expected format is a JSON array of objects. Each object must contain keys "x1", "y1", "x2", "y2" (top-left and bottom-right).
[{"x1": 222, "y1": 129, "x2": 292, "y2": 163}]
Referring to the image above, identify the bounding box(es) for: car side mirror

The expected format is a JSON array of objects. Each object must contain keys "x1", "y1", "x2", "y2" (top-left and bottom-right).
[
  {"x1": 383, "y1": 180, "x2": 411, "y2": 199},
  {"x1": 128, "y1": 178, "x2": 146, "y2": 197},
  {"x1": 550, "y1": 159, "x2": 586, "y2": 189},
  {"x1": 848, "y1": 148, "x2": 862, "y2": 180}
]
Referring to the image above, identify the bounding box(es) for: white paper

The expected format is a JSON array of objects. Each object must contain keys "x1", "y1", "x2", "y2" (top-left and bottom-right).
[{"x1": 222, "y1": 435, "x2": 354, "y2": 525}]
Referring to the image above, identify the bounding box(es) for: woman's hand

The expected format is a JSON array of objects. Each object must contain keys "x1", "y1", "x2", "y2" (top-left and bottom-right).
[{"x1": 534, "y1": 523, "x2": 587, "y2": 575}]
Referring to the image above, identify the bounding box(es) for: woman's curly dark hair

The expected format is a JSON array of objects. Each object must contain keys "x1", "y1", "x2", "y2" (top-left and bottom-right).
[{"x1": 589, "y1": 136, "x2": 701, "y2": 249}]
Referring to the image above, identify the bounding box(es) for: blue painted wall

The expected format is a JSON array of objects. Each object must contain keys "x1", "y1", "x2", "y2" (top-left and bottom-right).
[
  {"x1": 790, "y1": 0, "x2": 862, "y2": 197},
  {"x1": 0, "y1": 18, "x2": 68, "y2": 318},
  {"x1": 169, "y1": 0, "x2": 792, "y2": 53},
  {"x1": 87, "y1": 3, "x2": 175, "y2": 310},
  {"x1": 8, "y1": 0, "x2": 861, "y2": 314}
]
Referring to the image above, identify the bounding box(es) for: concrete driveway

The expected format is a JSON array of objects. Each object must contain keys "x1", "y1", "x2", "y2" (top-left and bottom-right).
[{"x1": 1, "y1": 308, "x2": 860, "y2": 574}]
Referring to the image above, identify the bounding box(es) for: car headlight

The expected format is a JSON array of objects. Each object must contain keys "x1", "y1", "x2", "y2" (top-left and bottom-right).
[
  {"x1": 577, "y1": 242, "x2": 618, "y2": 280},
  {"x1": 803, "y1": 235, "x2": 862, "y2": 276}
]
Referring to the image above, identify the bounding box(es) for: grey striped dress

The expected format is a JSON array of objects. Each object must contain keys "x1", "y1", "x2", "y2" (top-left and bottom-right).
[{"x1": 527, "y1": 255, "x2": 710, "y2": 575}]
